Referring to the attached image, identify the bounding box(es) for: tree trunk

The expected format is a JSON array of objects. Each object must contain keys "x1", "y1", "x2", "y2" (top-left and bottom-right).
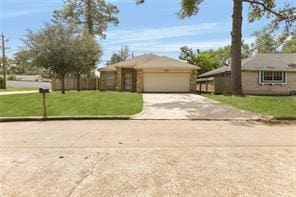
[
  {"x1": 61, "y1": 74, "x2": 65, "y2": 94},
  {"x1": 231, "y1": 0, "x2": 243, "y2": 95},
  {"x1": 77, "y1": 73, "x2": 81, "y2": 91},
  {"x1": 86, "y1": 0, "x2": 94, "y2": 35}
]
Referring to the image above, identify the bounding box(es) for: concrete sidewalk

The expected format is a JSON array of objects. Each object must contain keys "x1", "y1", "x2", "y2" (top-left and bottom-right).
[
  {"x1": 0, "y1": 91, "x2": 38, "y2": 96},
  {"x1": 133, "y1": 94, "x2": 263, "y2": 120}
]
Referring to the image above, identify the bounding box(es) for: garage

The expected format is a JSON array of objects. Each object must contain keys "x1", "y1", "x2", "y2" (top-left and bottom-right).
[{"x1": 143, "y1": 72, "x2": 191, "y2": 92}]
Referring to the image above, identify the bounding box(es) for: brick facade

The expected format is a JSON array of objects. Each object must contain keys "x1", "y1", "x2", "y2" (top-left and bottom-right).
[
  {"x1": 116, "y1": 68, "x2": 123, "y2": 91},
  {"x1": 136, "y1": 69, "x2": 144, "y2": 93},
  {"x1": 190, "y1": 70, "x2": 198, "y2": 93}
]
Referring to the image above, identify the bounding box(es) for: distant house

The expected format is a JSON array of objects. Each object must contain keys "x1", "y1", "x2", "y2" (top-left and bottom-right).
[
  {"x1": 98, "y1": 54, "x2": 199, "y2": 93},
  {"x1": 197, "y1": 53, "x2": 296, "y2": 95}
]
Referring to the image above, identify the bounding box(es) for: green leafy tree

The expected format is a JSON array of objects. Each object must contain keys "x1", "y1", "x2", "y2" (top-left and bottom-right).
[
  {"x1": 137, "y1": 0, "x2": 296, "y2": 95},
  {"x1": 12, "y1": 49, "x2": 43, "y2": 75},
  {"x1": 282, "y1": 33, "x2": 296, "y2": 52},
  {"x1": 24, "y1": 23, "x2": 96, "y2": 94},
  {"x1": 179, "y1": 46, "x2": 219, "y2": 74},
  {"x1": 71, "y1": 32, "x2": 102, "y2": 91},
  {"x1": 251, "y1": 29, "x2": 278, "y2": 53},
  {"x1": 180, "y1": 44, "x2": 251, "y2": 74},
  {"x1": 53, "y1": 0, "x2": 119, "y2": 37},
  {"x1": 107, "y1": 46, "x2": 130, "y2": 65}
]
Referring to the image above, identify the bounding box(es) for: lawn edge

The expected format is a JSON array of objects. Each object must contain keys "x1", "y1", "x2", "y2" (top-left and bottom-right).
[{"x1": 0, "y1": 116, "x2": 130, "y2": 122}]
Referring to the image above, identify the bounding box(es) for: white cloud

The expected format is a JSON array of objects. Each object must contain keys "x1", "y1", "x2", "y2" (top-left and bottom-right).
[
  {"x1": 0, "y1": 0, "x2": 62, "y2": 19},
  {"x1": 101, "y1": 22, "x2": 232, "y2": 61},
  {"x1": 104, "y1": 23, "x2": 227, "y2": 44}
]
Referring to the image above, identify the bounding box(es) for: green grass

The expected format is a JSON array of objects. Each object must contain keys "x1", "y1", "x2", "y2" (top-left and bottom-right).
[
  {"x1": 204, "y1": 94, "x2": 296, "y2": 117},
  {"x1": 0, "y1": 91, "x2": 143, "y2": 117},
  {"x1": 0, "y1": 87, "x2": 38, "y2": 92}
]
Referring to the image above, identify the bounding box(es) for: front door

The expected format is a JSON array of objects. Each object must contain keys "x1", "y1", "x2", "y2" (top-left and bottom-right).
[{"x1": 124, "y1": 73, "x2": 132, "y2": 91}]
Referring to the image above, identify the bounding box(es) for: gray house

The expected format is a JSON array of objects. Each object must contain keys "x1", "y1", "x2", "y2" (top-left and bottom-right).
[{"x1": 197, "y1": 53, "x2": 296, "y2": 95}]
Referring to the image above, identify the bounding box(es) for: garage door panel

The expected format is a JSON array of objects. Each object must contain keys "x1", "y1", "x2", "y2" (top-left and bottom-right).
[{"x1": 143, "y1": 72, "x2": 190, "y2": 92}]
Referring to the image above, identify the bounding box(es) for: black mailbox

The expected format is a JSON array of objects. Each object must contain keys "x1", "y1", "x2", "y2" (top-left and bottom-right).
[{"x1": 39, "y1": 88, "x2": 49, "y2": 94}]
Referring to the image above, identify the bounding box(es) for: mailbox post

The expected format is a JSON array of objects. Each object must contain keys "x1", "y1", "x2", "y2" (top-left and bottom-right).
[{"x1": 39, "y1": 88, "x2": 49, "y2": 118}]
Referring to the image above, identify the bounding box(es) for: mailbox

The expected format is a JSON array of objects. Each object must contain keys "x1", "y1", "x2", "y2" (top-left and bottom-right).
[
  {"x1": 39, "y1": 88, "x2": 49, "y2": 94},
  {"x1": 39, "y1": 88, "x2": 49, "y2": 118}
]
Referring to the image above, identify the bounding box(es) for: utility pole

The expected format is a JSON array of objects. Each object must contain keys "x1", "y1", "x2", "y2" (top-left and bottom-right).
[{"x1": 1, "y1": 33, "x2": 6, "y2": 89}]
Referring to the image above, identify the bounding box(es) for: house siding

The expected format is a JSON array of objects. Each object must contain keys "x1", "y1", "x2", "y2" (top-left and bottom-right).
[{"x1": 242, "y1": 71, "x2": 296, "y2": 95}]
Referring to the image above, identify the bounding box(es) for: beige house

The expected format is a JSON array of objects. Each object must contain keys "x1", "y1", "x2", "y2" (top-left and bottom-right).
[
  {"x1": 197, "y1": 53, "x2": 296, "y2": 95},
  {"x1": 99, "y1": 54, "x2": 199, "y2": 93}
]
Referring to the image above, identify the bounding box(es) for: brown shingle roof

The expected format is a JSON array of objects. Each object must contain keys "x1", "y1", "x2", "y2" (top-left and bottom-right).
[
  {"x1": 199, "y1": 53, "x2": 296, "y2": 78},
  {"x1": 135, "y1": 56, "x2": 198, "y2": 69},
  {"x1": 98, "y1": 54, "x2": 199, "y2": 71}
]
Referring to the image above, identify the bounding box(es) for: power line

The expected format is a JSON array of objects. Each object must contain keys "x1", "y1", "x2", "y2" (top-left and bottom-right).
[{"x1": 4, "y1": 33, "x2": 26, "y2": 37}]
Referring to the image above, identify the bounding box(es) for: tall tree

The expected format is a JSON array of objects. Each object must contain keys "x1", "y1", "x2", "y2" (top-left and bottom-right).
[
  {"x1": 251, "y1": 29, "x2": 278, "y2": 53},
  {"x1": 53, "y1": 0, "x2": 119, "y2": 37},
  {"x1": 137, "y1": 0, "x2": 296, "y2": 95},
  {"x1": 24, "y1": 23, "x2": 95, "y2": 94},
  {"x1": 282, "y1": 32, "x2": 296, "y2": 52},
  {"x1": 107, "y1": 46, "x2": 130, "y2": 65},
  {"x1": 71, "y1": 32, "x2": 102, "y2": 91}
]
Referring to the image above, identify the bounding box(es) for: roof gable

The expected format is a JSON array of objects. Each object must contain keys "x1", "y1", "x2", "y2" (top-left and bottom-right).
[{"x1": 99, "y1": 54, "x2": 199, "y2": 71}]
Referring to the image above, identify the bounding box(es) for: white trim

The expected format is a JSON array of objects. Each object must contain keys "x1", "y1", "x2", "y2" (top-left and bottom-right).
[{"x1": 259, "y1": 70, "x2": 287, "y2": 85}]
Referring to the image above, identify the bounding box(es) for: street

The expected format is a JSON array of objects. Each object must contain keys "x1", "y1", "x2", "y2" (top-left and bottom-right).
[{"x1": 0, "y1": 120, "x2": 296, "y2": 196}]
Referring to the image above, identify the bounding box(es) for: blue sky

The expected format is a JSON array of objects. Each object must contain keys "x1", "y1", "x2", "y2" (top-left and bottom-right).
[{"x1": 0, "y1": 0, "x2": 283, "y2": 64}]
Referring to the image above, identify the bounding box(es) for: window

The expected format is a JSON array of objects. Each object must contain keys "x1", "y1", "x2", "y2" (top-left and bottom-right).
[
  {"x1": 260, "y1": 71, "x2": 286, "y2": 84},
  {"x1": 105, "y1": 72, "x2": 115, "y2": 86}
]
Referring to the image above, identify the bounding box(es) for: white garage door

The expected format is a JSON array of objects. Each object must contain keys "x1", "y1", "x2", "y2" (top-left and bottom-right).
[{"x1": 143, "y1": 72, "x2": 190, "y2": 92}]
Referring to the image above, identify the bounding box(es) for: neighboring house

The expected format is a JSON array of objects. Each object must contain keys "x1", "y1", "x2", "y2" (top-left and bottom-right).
[
  {"x1": 197, "y1": 53, "x2": 296, "y2": 95},
  {"x1": 98, "y1": 54, "x2": 199, "y2": 93}
]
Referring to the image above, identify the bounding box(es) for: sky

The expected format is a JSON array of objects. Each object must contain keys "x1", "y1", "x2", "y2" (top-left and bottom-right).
[{"x1": 0, "y1": 0, "x2": 284, "y2": 66}]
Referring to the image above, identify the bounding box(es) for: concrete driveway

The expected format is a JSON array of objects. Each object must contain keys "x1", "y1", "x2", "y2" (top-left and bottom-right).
[{"x1": 133, "y1": 94, "x2": 262, "y2": 120}]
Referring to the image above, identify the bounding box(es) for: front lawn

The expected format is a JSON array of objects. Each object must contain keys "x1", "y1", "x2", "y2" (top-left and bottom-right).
[
  {"x1": 204, "y1": 94, "x2": 296, "y2": 117},
  {"x1": 0, "y1": 91, "x2": 143, "y2": 117}
]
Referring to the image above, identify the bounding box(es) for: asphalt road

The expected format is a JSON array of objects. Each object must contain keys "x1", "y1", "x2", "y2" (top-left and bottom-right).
[{"x1": 0, "y1": 120, "x2": 296, "y2": 196}]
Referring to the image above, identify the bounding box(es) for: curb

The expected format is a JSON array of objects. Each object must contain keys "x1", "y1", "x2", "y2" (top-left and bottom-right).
[
  {"x1": 1, "y1": 116, "x2": 295, "y2": 123},
  {"x1": 0, "y1": 116, "x2": 130, "y2": 122},
  {"x1": 272, "y1": 117, "x2": 296, "y2": 121}
]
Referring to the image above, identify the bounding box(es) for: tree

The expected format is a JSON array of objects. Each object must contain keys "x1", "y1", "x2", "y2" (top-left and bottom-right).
[
  {"x1": 53, "y1": 0, "x2": 119, "y2": 37},
  {"x1": 13, "y1": 49, "x2": 42, "y2": 75},
  {"x1": 179, "y1": 46, "x2": 220, "y2": 73},
  {"x1": 71, "y1": 32, "x2": 102, "y2": 91},
  {"x1": 180, "y1": 44, "x2": 251, "y2": 74},
  {"x1": 137, "y1": 0, "x2": 296, "y2": 95},
  {"x1": 282, "y1": 32, "x2": 296, "y2": 52},
  {"x1": 251, "y1": 29, "x2": 278, "y2": 53},
  {"x1": 107, "y1": 46, "x2": 130, "y2": 65},
  {"x1": 24, "y1": 23, "x2": 87, "y2": 94}
]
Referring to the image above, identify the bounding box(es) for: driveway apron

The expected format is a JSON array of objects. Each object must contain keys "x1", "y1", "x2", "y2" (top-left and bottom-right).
[{"x1": 133, "y1": 93, "x2": 262, "y2": 120}]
